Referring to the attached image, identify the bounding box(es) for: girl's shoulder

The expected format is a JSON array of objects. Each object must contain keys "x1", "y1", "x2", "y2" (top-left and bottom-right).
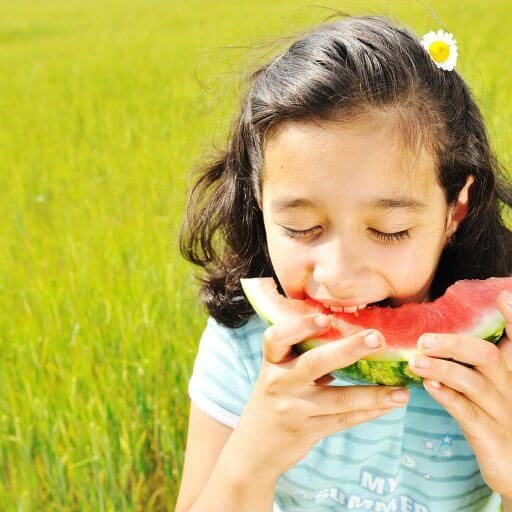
[
  {"x1": 203, "y1": 313, "x2": 268, "y2": 359},
  {"x1": 188, "y1": 314, "x2": 267, "y2": 428}
]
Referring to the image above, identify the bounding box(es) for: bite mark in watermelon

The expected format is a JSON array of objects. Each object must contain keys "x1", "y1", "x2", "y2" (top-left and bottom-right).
[{"x1": 240, "y1": 277, "x2": 511, "y2": 387}]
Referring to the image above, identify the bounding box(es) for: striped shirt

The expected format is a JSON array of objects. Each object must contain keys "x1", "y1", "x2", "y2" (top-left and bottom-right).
[{"x1": 188, "y1": 314, "x2": 504, "y2": 512}]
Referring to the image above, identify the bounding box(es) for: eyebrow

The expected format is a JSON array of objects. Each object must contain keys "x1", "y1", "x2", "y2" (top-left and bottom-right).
[{"x1": 270, "y1": 196, "x2": 427, "y2": 213}]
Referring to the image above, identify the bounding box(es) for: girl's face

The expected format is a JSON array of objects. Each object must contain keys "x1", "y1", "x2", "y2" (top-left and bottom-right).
[{"x1": 259, "y1": 115, "x2": 474, "y2": 309}]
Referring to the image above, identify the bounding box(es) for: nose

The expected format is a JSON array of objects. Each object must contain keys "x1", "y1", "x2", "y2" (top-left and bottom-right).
[{"x1": 311, "y1": 232, "x2": 368, "y2": 296}]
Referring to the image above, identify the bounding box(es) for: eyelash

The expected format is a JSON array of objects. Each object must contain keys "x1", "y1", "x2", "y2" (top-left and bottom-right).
[{"x1": 282, "y1": 226, "x2": 412, "y2": 243}]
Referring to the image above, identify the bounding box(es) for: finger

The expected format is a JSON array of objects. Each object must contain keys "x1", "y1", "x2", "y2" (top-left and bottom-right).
[
  {"x1": 496, "y1": 290, "x2": 512, "y2": 370},
  {"x1": 288, "y1": 329, "x2": 387, "y2": 387},
  {"x1": 417, "y1": 333, "x2": 510, "y2": 396},
  {"x1": 498, "y1": 337, "x2": 512, "y2": 372},
  {"x1": 307, "y1": 384, "x2": 410, "y2": 416},
  {"x1": 423, "y1": 380, "x2": 496, "y2": 439},
  {"x1": 497, "y1": 290, "x2": 512, "y2": 342},
  {"x1": 312, "y1": 406, "x2": 394, "y2": 437},
  {"x1": 263, "y1": 314, "x2": 332, "y2": 364},
  {"x1": 410, "y1": 355, "x2": 509, "y2": 424}
]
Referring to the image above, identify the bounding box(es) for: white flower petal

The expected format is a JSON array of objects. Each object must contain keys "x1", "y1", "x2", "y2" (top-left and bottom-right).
[{"x1": 420, "y1": 28, "x2": 459, "y2": 71}]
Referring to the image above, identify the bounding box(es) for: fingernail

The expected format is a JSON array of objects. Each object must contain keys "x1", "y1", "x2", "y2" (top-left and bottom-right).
[
  {"x1": 429, "y1": 380, "x2": 442, "y2": 389},
  {"x1": 315, "y1": 315, "x2": 330, "y2": 328},
  {"x1": 364, "y1": 331, "x2": 381, "y2": 348},
  {"x1": 507, "y1": 292, "x2": 512, "y2": 308},
  {"x1": 420, "y1": 335, "x2": 437, "y2": 349}
]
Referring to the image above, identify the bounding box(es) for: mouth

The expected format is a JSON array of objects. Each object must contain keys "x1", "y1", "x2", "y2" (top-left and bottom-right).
[
  {"x1": 368, "y1": 298, "x2": 395, "y2": 309},
  {"x1": 319, "y1": 297, "x2": 396, "y2": 314}
]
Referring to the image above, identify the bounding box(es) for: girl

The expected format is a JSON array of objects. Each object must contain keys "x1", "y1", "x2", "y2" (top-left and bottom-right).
[{"x1": 176, "y1": 13, "x2": 512, "y2": 512}]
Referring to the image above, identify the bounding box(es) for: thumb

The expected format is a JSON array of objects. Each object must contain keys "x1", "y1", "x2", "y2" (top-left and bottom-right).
[
  {"x1": 497, "y1": 290, "x2": 512, "y2": 370},
  {"x1": 498, "y1": 337, "x2": 512, "y2": 372}
]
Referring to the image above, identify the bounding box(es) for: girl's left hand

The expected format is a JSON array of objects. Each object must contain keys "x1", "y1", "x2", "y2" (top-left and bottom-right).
[{"x1": 408, "y1": 290, "x2": 512, "y2": 500}]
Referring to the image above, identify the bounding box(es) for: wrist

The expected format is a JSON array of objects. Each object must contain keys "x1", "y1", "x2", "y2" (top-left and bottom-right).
[{"x1": 221, "y1": 428, "x2": 282, "y2": 486}]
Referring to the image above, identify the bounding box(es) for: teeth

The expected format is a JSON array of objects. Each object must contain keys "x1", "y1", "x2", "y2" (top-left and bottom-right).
[{"x1": 329, "y1": 304, "x2": 368, "y2": 314}]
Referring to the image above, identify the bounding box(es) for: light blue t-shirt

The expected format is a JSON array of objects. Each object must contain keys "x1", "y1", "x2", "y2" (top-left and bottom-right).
[{"x1": 188, "y1": 314, "x2": 503, "y2": 512}]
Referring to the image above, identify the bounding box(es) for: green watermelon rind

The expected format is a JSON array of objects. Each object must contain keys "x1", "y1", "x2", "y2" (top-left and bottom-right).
[
  {"x1": 293, "y1": 341, "x2": 423, "y2": 387},
  {"x1": 294, "y1": 321, "x2": 505, "y2": 387},
  {"x1": 465, "y1": 309, "x2": 506, "y2": 343},
  {"x1": 240, "y1": 278, "x2": 507, "y2": 388}
]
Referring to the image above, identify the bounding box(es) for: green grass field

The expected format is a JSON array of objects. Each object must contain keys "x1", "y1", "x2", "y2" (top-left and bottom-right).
[{"x1": 0, "y1": 0, "x2": 510, "y2": 510}]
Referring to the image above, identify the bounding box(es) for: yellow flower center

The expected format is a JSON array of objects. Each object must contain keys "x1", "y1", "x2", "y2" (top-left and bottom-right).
[{"x1": 428, "y1": 41, "x2": 450, "y2": 63}]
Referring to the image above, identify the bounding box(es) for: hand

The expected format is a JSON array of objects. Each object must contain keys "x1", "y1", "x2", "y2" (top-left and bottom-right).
[
  {"x1": 234, "y1": 314, "x2": 410, "y2": 478},
  {"x1": 408, "y1": 290, "x2": 512, "y2": 499}
]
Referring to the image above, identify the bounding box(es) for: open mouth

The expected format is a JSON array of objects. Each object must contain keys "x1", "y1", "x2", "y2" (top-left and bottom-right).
[{"x1": 367, "y1": 298, "x2": 395, "y2": 309}]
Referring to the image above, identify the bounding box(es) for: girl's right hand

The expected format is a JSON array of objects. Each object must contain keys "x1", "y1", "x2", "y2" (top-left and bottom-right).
[{"x1": 233, "y1": 314, "x2": 410, "y2": 477}]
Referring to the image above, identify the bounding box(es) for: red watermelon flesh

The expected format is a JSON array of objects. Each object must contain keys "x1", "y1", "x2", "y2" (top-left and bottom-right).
[{"x1": 240, "y1": 276, "x2": 511, "y2": 386}]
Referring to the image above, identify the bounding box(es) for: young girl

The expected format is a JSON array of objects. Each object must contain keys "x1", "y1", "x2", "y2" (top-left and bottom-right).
[{"x1": 176, "y1": 13, "x2": 512, "y2": 512}]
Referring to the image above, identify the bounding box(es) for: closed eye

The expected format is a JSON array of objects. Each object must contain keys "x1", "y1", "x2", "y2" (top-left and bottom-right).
[
  {"x1": 281, "y1": 226, "x2": 412, "y2": 243},
  {"x1": 368, "y1": 228, "x2": 411, "y2": 242}
]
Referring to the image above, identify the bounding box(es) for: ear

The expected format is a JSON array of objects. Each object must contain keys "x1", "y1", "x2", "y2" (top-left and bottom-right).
[{"x1": 446, "y1": 175, "x2": 475, "y2": 241}]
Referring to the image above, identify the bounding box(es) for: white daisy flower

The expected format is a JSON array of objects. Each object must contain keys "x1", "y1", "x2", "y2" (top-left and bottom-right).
[{"x1": 420, "y1": 29, "x2": 458, "y2": 71}]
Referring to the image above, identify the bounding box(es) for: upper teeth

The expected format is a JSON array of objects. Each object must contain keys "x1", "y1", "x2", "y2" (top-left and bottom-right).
[{"x1": 328, "y1": 304, "x2": 368, "y2": 313}]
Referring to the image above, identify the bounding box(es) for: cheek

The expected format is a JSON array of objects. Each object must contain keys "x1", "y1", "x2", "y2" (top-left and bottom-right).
[
  {"x1": 388, "y1": 230, "x2": 445, "y2": 294},
  {"x1": 266, "y1": 235, "x2": 311, "y2": 299}
]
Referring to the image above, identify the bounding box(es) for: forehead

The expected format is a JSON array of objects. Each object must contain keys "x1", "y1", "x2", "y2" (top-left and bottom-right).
[{"x1": 262, "y1": 116, "x2": 438, "y2": 206}]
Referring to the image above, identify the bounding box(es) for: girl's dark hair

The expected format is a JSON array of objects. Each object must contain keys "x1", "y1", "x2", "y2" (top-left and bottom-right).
[{"x1": 179, "y1": 13, "x2": 512, "y2": 328}]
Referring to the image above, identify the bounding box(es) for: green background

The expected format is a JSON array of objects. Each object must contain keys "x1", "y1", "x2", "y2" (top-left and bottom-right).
[{"x1": 0, "y1": 0, "x2": 510, "y2": 510}]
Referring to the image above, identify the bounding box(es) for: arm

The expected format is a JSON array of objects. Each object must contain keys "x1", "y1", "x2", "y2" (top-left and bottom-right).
[
  {"x1": 189, "y1": 427, "x2": 279, "y2": 511},
  {"x1": 175, "y1": 402, "x2": 279, "y2": 512}
]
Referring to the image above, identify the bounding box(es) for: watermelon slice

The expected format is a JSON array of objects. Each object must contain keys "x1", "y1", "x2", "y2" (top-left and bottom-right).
[{"x1": 240, "y1": 277, "x2": 511, "y2": 387}]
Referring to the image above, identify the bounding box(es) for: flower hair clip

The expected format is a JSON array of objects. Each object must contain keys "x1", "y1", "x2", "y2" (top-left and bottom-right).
[{"x1": 420, "y1": 29, "x2": 458, "y2": 71}]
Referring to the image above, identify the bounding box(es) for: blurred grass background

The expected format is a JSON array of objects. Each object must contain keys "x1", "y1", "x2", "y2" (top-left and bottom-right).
[{"x1": 0, "y1": 0, "x2": 510, "y2": 510}]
